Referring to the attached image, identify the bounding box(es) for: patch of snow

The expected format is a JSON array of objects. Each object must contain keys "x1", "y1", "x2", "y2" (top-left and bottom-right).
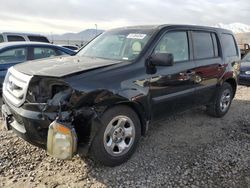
[{"x1": 215, "y1": 23, "x2": 250, "y2": 33}]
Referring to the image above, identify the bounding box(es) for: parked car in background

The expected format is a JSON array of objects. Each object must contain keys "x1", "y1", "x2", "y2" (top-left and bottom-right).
[
  {"x1": 60, "y1": 45, "x2": 79, "y2": 52},
  {"x1": 0, "y1": 32, "x2": 50, "y2": 43},
  {"x1": 0, "y1": 42, "x2": 76, "y2": 86},
  {"x1": 239, "y1": 43, "x2": 250, "y2": 58},
  {"x1": 239, "y1": 51, "x2": 250, "y2": 86},
  {"x1": 2, "y1": 25, "x2": 240, "y2": 166}
]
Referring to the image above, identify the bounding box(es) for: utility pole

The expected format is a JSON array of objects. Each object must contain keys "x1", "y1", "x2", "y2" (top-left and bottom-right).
[{"x1": 95, "y1": 24, "x2": 98, "y2": 36}]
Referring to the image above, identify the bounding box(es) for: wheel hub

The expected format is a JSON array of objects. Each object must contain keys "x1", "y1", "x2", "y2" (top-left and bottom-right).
[
  {"x1": 220, "y1": 89, "x2": 231, "y2": 112},
  {"x1": 112, "y1": 128, "x2": 125, "y2": 143},
  {"x1": 103, "y1": 115, "x2": 135, "y2": 157}
]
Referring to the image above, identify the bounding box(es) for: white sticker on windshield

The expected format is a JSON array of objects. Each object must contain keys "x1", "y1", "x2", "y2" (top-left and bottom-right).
[{"x1": 127, "y1": 33, "x2": 147, "y2": 39}]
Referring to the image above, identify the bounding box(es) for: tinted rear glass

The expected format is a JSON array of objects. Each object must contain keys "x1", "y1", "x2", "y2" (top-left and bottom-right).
[
  {"x1": 28, "y1": 36, "x2": 49, "y2": 43},
  {"x1": 193, "y1": 31, "x2": 215, "y2": 59},
  {"x1": 7, "y1": 35, "x2": 25, "y2": 42},
  {"x1": 221, "y1": 34, "x2": 237, "y2": 57}
]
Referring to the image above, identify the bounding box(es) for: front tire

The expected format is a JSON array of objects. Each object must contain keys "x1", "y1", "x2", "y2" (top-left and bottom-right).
[
  {"x1": 90, "y1": 105, "x2": 141, "y2": 166},
  {"x1": 206, "y1": 82, "x2": 233, "y2": 117}
]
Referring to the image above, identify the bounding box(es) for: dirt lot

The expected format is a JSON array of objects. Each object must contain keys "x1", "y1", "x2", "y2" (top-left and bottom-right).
[{"x1": 0, "y1": 86, "x2": 250, "y2": 188}]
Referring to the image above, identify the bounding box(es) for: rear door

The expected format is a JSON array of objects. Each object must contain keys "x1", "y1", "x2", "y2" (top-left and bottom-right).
[
  {"x1": 0, "y1": 47, "x2": 27, "y2": 84},
  {"x1": 149, "y1": 30, "x2": 197, "y2": 120},
  {"x1": 191, "y1": 31, "x2": 223, "y2": 105}
]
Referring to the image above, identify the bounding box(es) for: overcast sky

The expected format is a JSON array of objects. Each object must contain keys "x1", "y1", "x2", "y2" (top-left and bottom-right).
[{"x1": 0, "y1": 0, "x2": 249, "y2": 34}]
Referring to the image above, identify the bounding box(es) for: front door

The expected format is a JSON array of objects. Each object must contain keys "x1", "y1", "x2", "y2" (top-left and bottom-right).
[
  {"x1": 149, "y1": 30, "x2": 197, "y2": 120},
  {"x1": 0, "y1": 47, "x2": 27, "y2": 85}
]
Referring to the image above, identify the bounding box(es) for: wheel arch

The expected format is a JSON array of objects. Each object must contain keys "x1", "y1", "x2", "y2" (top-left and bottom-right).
[
  {"x1": 224, "y1": 78, "x2": 237, "y2": 98},
  {"x1": 102, "y1": 101, "x2": 149, "y2": 136}
]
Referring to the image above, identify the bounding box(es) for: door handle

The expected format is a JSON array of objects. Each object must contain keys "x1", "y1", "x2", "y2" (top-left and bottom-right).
[
  {"x1": 218, "y1": 64, "x2": 225, "y2": 70},
  {"x1": 186, "y1": 70, "x2": 195, "y2": 76}
]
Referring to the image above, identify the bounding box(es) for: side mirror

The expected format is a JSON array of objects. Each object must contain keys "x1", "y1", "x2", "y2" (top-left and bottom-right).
[{"x1": 149, "y1": 53, "x2": 174, "y2": 67}]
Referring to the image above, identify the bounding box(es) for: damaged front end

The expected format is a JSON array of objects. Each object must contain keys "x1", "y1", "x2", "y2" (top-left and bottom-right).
[
  {"x1": 30, "y1": 77, "x2": 101, "y2": 159},
  {"x1": 3, "y1": 72, "x2": 101, "y2": 160}
]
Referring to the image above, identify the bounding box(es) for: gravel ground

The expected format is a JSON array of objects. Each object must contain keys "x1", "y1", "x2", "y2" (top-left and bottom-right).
[{"x1": 0, "y1": 86, "x2": 250, "y2": 188}]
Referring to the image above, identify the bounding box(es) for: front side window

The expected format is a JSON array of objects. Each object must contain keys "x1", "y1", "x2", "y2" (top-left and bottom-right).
[
  {"x1": 0, "y1": 48, "x2": 27, "y2": 64},
  {"x1": 221, "y1": 34, "x2": 238, "y2": 57},
  {"x1": 7, "y1": 35, "x2": 25, "y2": 42},
  {"x1": 33, "y1": 47, "x2": 57, "y2": 59},
  {"x1": 154, "y1": 31, "x2": 189, "y2": 62},
  {"x1": 193, "y1": 31, "x2": 216, "y2": 59},
  {"x1": 78, "y1": 29, "x2": 154, "y2": 61},
  {"x1": 0, "y1": 35, "x2": 4, "y2": 43}
]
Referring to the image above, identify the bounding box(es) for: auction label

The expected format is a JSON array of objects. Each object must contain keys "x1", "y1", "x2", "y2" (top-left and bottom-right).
[{"x1": 127, "y1": 33, "x2": 147, "y2": 39}]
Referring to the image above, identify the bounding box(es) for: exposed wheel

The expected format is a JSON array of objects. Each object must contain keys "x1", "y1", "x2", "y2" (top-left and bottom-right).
[
  {"x1": 206, "y1": 82, "x2": 233, "y2": 117},
  {"x1": 90, "y1": 105, "x2": 141, "y2": 166}
]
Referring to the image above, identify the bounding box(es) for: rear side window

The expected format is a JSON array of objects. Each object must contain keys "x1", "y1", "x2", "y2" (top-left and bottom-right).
[
  {"x1": 33, "y1": 47, "x2": 58, "y2": 59},
  {"x1": 0, "y1": 48, "x2": 27, "y2": 64},
  {"x1": 221, "y1": 34, "x2": 238, "y2": 57},
  {"x1": 28, "y1": 36, "x2": 49, "y2": 43},
  {"x1": 7, "y1": 35, "x2": 25, "y2": 42},
  {"x1": 193, "y1": 31, "x2": 218, "y2": 59},
  {"x1": 154, "y1": 31, "x2": 189, "y2": 62},
  {"x1": 0, "y1": 35, "x2": 4, "y2": 43}
]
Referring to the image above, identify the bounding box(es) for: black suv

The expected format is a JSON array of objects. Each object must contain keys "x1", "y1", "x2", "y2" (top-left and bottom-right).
[{"x1": 2, "y1": 25, "x2": 240, "y2": 166}]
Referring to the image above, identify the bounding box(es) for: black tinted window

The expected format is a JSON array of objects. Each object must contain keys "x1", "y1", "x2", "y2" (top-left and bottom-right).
[
  {"x1": 193, "y1": 32, "x2": 216, "y2": 59},
  {"x1": 7, "y1": 35, "x2": 25, "y2": 42},
  {"x1": 221, "y1": 34, "x2": 237, "y2": 57},
  {"x1": 154, "y1": 31, "x2": 189, "y2": 62},
  {"x1": 28, "y1": 36, "x2": 49, "y2": 43},
  {"x1": 0, "y1": 35, "x2": 4, "y2": 43}
]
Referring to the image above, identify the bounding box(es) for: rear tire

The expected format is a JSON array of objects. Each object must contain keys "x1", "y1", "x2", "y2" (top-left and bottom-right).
[
  {"x1": 206, "y1": 82, "x2": 233, "y2": 117},
  {"x1": 90, "y1": 105, "x2": 141, "y2": 166}
]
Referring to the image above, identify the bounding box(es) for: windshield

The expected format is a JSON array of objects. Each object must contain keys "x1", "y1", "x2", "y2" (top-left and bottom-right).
[
  {"x1": 242, "y1": 52, "x2": 250, "y2": 62},
  {"x1": 78, "y1": 28, "x2": 154, "y2": 61}
]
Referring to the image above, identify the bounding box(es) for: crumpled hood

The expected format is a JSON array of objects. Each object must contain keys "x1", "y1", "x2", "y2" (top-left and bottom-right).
[{"x1": 14, "y1": 55, "x2": 122, "y2": 77}]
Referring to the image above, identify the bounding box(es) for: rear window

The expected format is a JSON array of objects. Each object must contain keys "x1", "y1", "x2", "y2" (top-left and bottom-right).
[
  {"x1": 33, "y1": 47, "x2": 57, "y2": 59},
  {"x1": 0, "y1": 35, "x2": 4, "y2": 43},
  {"x1": 221, "y1": 34, "x2": 238, "y2": 57},
  {"x1": 28, "y1": 36, "x2": 49, "y2": 43},
  {"x1": 193, "y1": 31, "x2": 218, "y2": 59},
  {"x1": 7, "y1": 35, "x2": 25, "y2": 42}
]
